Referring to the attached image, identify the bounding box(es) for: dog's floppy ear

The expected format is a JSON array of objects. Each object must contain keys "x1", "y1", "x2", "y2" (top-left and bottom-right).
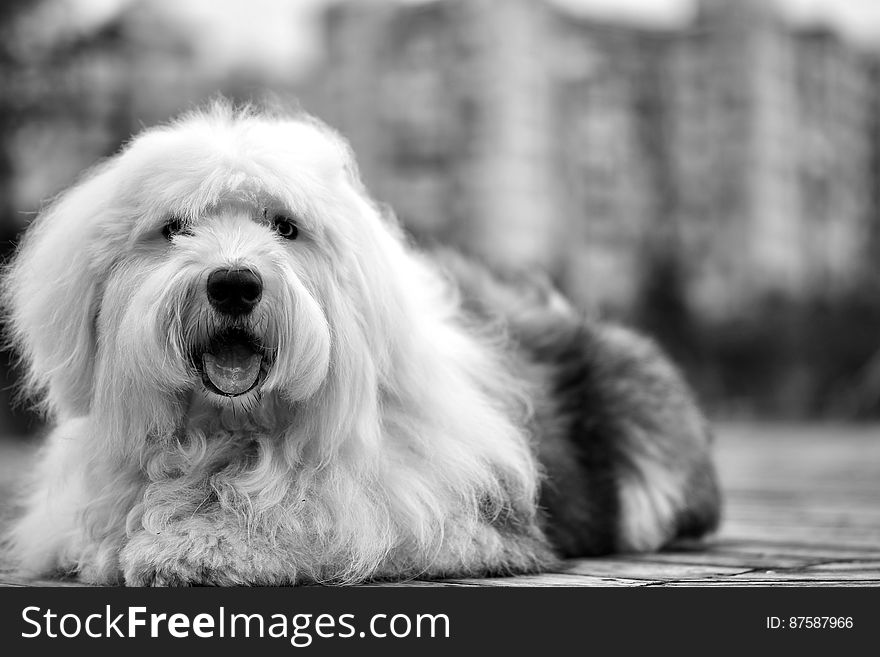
[{"x1": 3, "y1": 161, "x2": 119, "y2": 418}]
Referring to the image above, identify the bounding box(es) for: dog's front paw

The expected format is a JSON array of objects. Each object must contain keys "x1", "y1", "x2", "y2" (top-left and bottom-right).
[
  {"x1": 121, "y1": 530, "x2": 232, "y2": 587},
  {"x1": 124, "y1": 564, "x2": 203, "y2": 587}
]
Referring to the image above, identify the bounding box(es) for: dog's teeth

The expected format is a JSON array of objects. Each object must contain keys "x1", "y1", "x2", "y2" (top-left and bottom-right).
[{"x1": 202, "y1": 345, "x2": 262, "y2": 395}]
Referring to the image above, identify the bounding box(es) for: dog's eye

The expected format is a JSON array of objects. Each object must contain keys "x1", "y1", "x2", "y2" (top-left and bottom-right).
[
  {"x1": 162, "y1": 216, "x2": 188, "y2": 240},
  {"x1": 272, "y1": 215, "x2": 299, "y2": 240}
]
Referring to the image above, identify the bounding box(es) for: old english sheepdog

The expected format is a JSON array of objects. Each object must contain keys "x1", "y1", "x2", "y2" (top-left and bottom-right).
[{"x1": 2, "y1": 102, "x2": 720, "y2": 585}]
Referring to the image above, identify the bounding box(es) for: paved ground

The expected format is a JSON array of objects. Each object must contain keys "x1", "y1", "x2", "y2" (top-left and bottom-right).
[{"x1": 1, "y1": 422, "x2": 879, "y2": 586}]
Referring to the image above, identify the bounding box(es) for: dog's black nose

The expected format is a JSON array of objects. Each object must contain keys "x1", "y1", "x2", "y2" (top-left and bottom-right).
[{"x1": 207, "y1": 268, "x2": 262, "y2": 315}]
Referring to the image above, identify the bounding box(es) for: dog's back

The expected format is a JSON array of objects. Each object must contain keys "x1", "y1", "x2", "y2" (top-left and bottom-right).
[{"x1": 434, "y1": 250, "x2": 722, "y2": 556}]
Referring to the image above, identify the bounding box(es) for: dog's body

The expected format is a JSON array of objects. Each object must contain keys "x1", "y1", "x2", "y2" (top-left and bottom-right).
[{"x1": 3, "y1": 104, "x2": 719, "y2": 585}]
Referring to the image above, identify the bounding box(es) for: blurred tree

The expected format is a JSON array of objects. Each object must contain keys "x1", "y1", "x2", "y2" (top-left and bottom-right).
[
  {"x1": 0, "y1": 0, "x2": 34, "y2": 240},
  {"x1": 0, "y1": 0, "x2": 45, "y2": 437},
  {"x1": 633, "y1": 243, "x2": 706, "y2": 395}
]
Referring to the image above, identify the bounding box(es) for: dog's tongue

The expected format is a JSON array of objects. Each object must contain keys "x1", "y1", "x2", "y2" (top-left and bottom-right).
[{"x1": 202, "y1": 343, "x2": 262, "y2": 396}]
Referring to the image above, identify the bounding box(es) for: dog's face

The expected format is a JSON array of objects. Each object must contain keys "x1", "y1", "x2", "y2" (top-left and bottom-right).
[
  {"x1": 113, "y1": 198, "x2": 331, "y2": 413},
  {"x1": 6, "y1": 106, "x2": 406, "y2": 438}
]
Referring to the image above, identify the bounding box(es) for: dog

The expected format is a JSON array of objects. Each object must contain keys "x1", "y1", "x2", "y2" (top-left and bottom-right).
[{"x1": 2, "y1": 102, "x2": 720, "y2": 585}]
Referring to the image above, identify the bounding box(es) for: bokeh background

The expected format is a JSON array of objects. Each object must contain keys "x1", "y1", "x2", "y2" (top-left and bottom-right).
[{"x1": 2, "y1": 0, "x2": 880, "y2": 442}]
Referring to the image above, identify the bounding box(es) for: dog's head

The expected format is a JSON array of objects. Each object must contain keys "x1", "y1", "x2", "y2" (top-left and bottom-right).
[{"x1": 4, "y1": 103, "x2": 419, "y2": 447}]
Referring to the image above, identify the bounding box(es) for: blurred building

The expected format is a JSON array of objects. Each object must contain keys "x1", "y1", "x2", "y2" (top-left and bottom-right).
[
  {"x1": 672, "y1": 0, "x2": 874, "y2": 318},
  {"x1": 3, "y1": 0, "x2": 877, "y2": 320},
  {"x1": 314, "y1": 0, "x2": 566, "y2": 278},
  {"x1": 309, "y1": 0, "x2": 878, "y2": 318}
]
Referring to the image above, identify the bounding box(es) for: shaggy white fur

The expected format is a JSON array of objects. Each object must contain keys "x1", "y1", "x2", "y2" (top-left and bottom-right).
[{"x1": 2, "y1": 102, "x2": 720, "y2": 585}]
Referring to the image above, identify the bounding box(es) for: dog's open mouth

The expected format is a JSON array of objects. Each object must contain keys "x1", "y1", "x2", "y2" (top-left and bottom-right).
[{"x1": 196, "y1": 329, "x2": 267, "y2": 397}]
